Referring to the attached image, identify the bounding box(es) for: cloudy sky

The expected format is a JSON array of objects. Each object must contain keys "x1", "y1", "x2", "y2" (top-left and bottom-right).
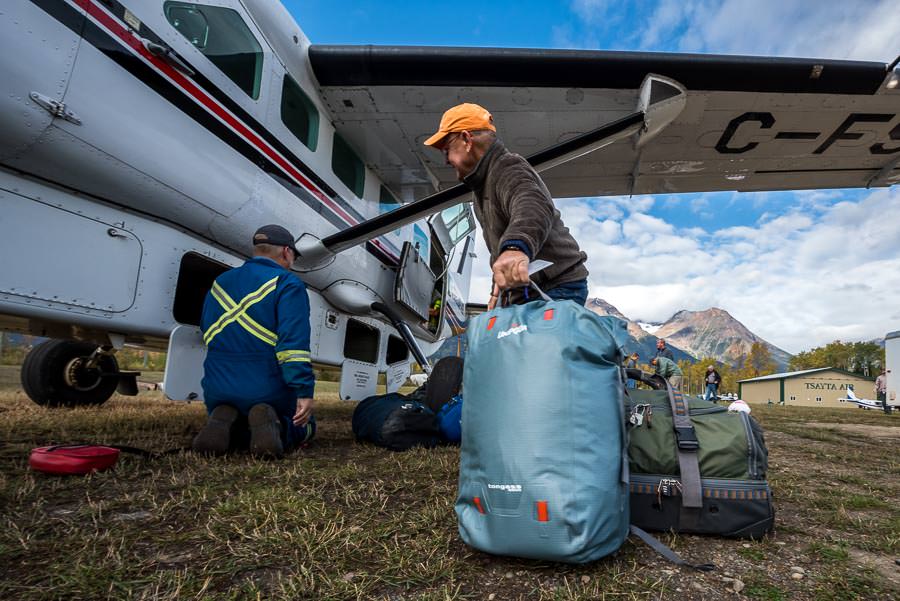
[{"x1": 287, "y1": 0, "x2": 900, "y2": 354}]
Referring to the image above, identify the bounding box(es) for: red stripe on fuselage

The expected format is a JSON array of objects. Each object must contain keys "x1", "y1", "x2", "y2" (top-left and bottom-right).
[{"x1": 71, "y1": 0, "x2": 398, "y2": 260}]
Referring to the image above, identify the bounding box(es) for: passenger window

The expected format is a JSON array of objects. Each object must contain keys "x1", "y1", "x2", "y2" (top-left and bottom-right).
[
  {"x1": 165, "y1": 2, "x2": 263, "y2": 99},
  {"x1": 281, "y1": 74, "x2": 318, "y2": 150},
  {"x1": 380, "y1": 185, "x2": 400, "y2": 213},
  {"x1": 332, "y1": 133, "x2": 365, "y2": 197}
]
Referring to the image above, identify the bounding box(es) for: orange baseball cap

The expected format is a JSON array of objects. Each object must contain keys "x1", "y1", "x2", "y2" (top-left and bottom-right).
[{"x1": 424, "y1": 103, "x2": 496, "y2": 148}]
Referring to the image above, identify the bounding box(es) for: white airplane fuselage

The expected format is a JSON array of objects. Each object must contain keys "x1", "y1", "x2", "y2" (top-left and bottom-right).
[
  {"x1": 841, "y1": 389, "x2": 898, "y2": 410},
  {"x1": 0, "y1": 0, "x2": 474, "y2": 400}
]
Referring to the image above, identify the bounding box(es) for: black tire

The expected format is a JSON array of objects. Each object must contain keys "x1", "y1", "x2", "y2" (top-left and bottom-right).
[
  {"x1": 21, "y1": 340, "x2": 119, "y2": 408},
  {"x1": 424, "y1": 356, "x2": 464, "y2": 412}
]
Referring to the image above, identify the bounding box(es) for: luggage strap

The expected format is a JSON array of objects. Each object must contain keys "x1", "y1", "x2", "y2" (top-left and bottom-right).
[
  {"x1": 665, "y1": 384, "x2": 703, "y2": 513},
  {"x1": 44, "y1": 443, "x2": 186, "y2": 459},
  {"x1": 630, "y1": 525, "x2": 716, "y2": 572},
  {"x1": 499, "y1": 277, "x2": 552, "y2": 306}
]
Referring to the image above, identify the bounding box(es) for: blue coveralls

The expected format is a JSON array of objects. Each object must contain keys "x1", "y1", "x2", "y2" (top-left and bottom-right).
[{"x1": 200, "y1": 257, "x2": 315, "y2": 449}]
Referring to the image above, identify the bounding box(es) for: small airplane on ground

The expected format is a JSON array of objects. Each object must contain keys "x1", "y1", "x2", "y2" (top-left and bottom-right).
[
  {"x1": 841, "y1": 386, "x2": 899, "y2": 411},
  {"x1": 2, "y1": 0, "x2": 898, "y2": 409}
]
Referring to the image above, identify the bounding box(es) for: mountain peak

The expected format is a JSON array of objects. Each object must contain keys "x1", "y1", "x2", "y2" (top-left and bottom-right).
[
  {"x1": 586, "y1": 298, "x2": 626, "y2": 319},
  {"x1": 585, "y1": 298, "x2": 791, "y2": 368},
  {"x1": 656, "y1": 307, "x2": 790, "y2": 367}
]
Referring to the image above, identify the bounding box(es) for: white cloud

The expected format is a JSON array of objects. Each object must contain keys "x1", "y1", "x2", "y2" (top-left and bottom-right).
[
  {"x1": 565, "y1": 0, "x2": 900, "y2": 62},
  {"x1": 570, "y1": 0, "x2": 615, "y2": 25},
  {"x1": 603, "y1": 188, "x2": 900, "y2": 353},
  {"x1": 670, "y1": 0, "x2": 900, "y2": 61}
]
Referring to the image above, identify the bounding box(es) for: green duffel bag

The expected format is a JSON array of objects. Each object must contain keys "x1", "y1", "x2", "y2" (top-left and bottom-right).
[{"x1": 624, "y1": 370, "x2": 774, "y2": 539}]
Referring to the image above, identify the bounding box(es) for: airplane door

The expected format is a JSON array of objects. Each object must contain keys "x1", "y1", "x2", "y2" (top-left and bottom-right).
[
  {"x1": 394, "y1": 240, "x2": 437, "y2": 322},
  {"x1": 435, "y1": 203, "x2": 478, "y2": 301},
  {"x1": 0, "y1": 2, "x2": 84, "y2": 163},
  {"x1": 424, "y1": 204, "x2": 477, "y2": 335}
]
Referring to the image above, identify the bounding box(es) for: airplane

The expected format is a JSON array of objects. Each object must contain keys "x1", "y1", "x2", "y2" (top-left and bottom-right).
[
  {"x1": 1, "y1": 0, "x2": 898, "y2": 409},
  {"x1": 840, "y1": 386, "x2": 899, "y2": 411}
]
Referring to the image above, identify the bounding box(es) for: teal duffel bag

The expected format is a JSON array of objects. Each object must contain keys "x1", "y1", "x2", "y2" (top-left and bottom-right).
[
  {"x1": 456, "y1": 300, "x2": 630, "y2": 564},
  {"x1": 624, "y1": 370, "x2": 774, "y2": 539}
]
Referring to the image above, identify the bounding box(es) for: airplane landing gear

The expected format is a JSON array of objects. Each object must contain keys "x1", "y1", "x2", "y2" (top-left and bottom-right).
[{"x1": 21, "y1": 340, "x2": 121, "y2": 407}]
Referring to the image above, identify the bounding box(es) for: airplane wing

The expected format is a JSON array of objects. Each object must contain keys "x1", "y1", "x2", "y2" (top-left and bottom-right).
[{"x1": 308, "y1": 46, "x2": 900, "y2": 201}]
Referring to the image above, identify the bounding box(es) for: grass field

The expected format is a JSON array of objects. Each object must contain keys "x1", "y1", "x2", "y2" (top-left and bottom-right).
[{"x1": 0, "y1": 364, "x2": 898, "y2": 600}]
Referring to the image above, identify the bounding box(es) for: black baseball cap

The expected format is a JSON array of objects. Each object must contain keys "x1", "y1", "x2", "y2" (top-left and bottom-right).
[{"x1": 252, "y1": 224, "x2": 300, "y2": 258}]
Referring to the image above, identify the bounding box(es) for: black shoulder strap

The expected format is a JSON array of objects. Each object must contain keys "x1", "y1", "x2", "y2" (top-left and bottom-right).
[
  {"x1": 107, "y1": 445, "x2": 187, "y2": 458},
  {"x1": 45, "y1": 443, "x2": 187, "y2": 459},
  {"x1": 630, "y1": 525, "x2": 716, "y2": 572}
]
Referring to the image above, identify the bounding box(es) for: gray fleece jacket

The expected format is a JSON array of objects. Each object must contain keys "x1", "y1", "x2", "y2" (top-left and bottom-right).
[{"x1": 463, "y1": 139, "x2": 588, "y2": 293}]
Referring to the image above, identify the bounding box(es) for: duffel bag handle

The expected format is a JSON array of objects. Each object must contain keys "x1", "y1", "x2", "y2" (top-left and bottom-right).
[
  {"x1": 499, "y1": 279, "x2": 552, "y2": 307},
  {"x1": 624, "y1": 368, "x2": 667, "y2": 390},
  {"x1": 496, "y1": 259, "x2": 554, "y2": 306}
]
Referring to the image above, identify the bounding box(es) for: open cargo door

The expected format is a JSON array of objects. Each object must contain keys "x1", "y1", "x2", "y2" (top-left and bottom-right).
[{"x1": 394, "y1": 240, "x2": 437, "y2": 322}]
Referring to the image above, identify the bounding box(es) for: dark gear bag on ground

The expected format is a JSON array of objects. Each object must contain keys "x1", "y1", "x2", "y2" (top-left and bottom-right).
[
  {"x1": 352, "y1": 392, "x2": 441, "y2": 451},
  {"x1": 437, "y1": 394, "x2": 463, "y2": 444},
  {"x1": 624, "y1": 369, "x2": 774, "y2": 539},
  {"x1": 352, "y1": 357, "x2": 465, "y2": 451}
]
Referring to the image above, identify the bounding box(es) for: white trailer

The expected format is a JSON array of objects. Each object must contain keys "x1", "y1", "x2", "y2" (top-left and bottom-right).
[{"x1": 886, "y1": 330, "x2": 900, "y2": 405}]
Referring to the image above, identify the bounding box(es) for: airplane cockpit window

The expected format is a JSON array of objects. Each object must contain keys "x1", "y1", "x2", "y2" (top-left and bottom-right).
[
  {"x1": 332, "y1": 133, "x2": 365, "y2": 198},
  {"x1": 281, "y1": 74, "x2": 318, "y2": 150},
  {"x1": 164, "y1": 2, "x2": 263, "y2": 99},
  {"x1": 440, "y1": 203, "x2": 476, "y2": 246}
]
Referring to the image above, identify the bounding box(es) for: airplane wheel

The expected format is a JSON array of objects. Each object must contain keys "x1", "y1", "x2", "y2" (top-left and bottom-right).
[{"x1": 21, "y1": 340, "x2": 119, "y2": 408}]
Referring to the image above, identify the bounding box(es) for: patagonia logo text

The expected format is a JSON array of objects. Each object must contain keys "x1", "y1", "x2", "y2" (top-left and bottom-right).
[{"x1": 497, "y1": 325, "x2": 527, "y2": 339}]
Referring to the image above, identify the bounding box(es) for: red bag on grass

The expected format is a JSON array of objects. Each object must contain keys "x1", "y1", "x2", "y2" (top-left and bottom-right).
[{"x1": 29, "y1": 445, "x2": 120, "y2": 475}]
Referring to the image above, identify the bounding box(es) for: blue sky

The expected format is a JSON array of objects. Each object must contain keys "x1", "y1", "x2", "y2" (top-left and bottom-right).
[{"x1": 285, "y1": 1, "x2": 900, "y2": 353}]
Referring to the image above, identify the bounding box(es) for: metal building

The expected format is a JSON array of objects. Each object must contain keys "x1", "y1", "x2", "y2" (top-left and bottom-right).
[{"x1": 738, "y1": 368, "x2": 875, "y2": 408}]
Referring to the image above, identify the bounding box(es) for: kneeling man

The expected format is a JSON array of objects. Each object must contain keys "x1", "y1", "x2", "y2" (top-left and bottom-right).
[{"x1": 193, "y1": 225, "x2": 315, "y2": 457}]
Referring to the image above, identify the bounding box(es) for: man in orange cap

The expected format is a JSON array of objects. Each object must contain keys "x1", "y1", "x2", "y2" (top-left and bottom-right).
[{"x1": 425, "y1": 103, "x2": 588, "y2": 309}]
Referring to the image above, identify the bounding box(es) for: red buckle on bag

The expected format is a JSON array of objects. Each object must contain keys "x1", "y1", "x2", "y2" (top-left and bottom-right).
[
  {"x1": 487, "y1": 317, "x2": 496, "y2": 331},
  {"x1": 543, "y1": 309, "x2": 554, "y2": 321},
  {"x1": 536, "y1": 500, "x2": 549, "y2": 522},
  {"x1": 473, "y1": 497, "x2": 486, "y2": 514}
]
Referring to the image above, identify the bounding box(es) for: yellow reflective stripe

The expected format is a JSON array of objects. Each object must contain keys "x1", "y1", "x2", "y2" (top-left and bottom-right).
[
  {"x1": 209, "y1": 283, "x2": 276, "y2": 345},
  {"x1": 205, "y1": 282, "x2": 239, "y2": 342},
  {"x1": 276, "y1": 350, "x2": 310, "y2": 364},
  {"x1": 204, "y1": 276, "x2": 279, "y2": 346},
  {"x1": 236, "y1": 315, "x2": 278, "y2": 346},
  {"x1": 211, "y1": 281, "x2": 237, "y2": 310},
  {"x1": 204, "y1": 276, "x2": 278, "y2": 345},
  {"x1": 281, "y1": 357, "x2": 311, "y2": 364}
]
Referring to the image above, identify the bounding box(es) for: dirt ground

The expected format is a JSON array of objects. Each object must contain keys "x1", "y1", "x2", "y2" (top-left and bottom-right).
[
  {"x1": 805, "y1": 421, "x2": 900, "y2": 439},
  {"x1": 0, "y1": 364, "x2": 898, "y2": 600}
]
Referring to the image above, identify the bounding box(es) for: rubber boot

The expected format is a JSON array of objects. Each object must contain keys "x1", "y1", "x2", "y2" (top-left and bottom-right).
[
  {"x1": 249, "y1": 403, "x2": 284, "y2": 458},
  {"x1": 192, "y1": 404, "x2": 239, "y2": 455}
]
